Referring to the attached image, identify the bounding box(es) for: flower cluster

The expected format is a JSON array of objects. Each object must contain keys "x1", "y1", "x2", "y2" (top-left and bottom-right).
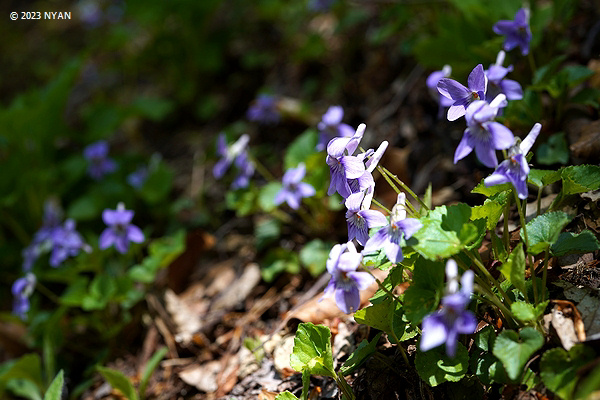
[
  {"x1": 322, "y1": 123, "x2": 423, "y2": 314},
  {"x1": 14, "y1": 200, "x2": 144, "y2": 319},
  {"x1": 213, "y1": 133, "x2": 255, "y2": 189},
  {"x1": 431, "y1": 8, "x2": 539, "y2": 198}
]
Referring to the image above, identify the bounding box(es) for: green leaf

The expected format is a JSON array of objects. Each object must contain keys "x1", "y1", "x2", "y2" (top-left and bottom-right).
[
  {"x1": 60, "y1": 277, "x2": 89, "y2": 306},
  {"x1": 471, "y1": 179, "x2": 510, "y2": 197},
  {"x1": 492, "y1": 328, "x2": 544, "y2": 381},
  {"x1": 275, "y1": 392, "x2": 300, "y2": 400},
  {"x1": 527, "y1": 169, "x2": 562, "y2": 188},
  {"x1": 340, "y1": 332, "x2": 382, "y2": 376},
  {"x1": 403, "y1": 257, "x2": 444, "y2": 324},
  {"x1": 139, "y1": 347, "x2": 168, "y2": 399},
  {"x1": 498, "y1": 243, "x2": 527, "y2": 297},
  {"x1": 255, "y1": 217, "x2": 281, "y2": 251},
  {"x1": 284, "y1": 129, "x2": 318, "y2": 169},
  {"x1": 415, "y1": 342, "x2": 469, "y2": 387},
  {"x1": 129, "y1": 230, "x2": 186, "y2": 283},
  {"x1": 301, "y1": 369, "x2": 310, "y2": 400},
  {"x1": 413, "y1": 204, "x2": 484, "y2": 260},
  {"x1": 560, "y1": 165, "x2": 600, "y2": 195},
  {"x1": 511, "y1": 301, "x2": 548, "y2": 323},
  {"x1": 537, "y1": 133, "x2": 569, "y2": 165},
  {"x1": 354, "y1": 299, "x2": 392, "y2": 333},
  {"x1": 571, "y1": 87, "x2": 600, "y2": 107},
  {"x1": 5, "y1": 379, "x2": 42, "y2": 400},
  {"x1": 82, "y1": 273, "x2": 117, "y2": 311},
  {"x1": 97, "y1": 366, "x2": 138, "y2": 400},
  {"x1": 551, "y1": 230, "x2": 600, "y2": 257},
  {"x1": 43, "y1": 370, "x2": 64, "y2": 400},
  {"x1": 540, "y1": 345, "x2": 594, "y2": 400},
  {"x1": 299, "y1": 239, "x2": 330, "y2": 277},
  {"x1": 522, "y1": 211, "x2": 572, "y2": 254},
  {"x1": 0, "y1": 354, "x2": 44, "y2": 395},
  {"x1": 138, "y1": 162, "x2": 173, "y2": 204},
  {"x1": 290, "y1": 323, "x2": 335, "y2": 377},
  {"x1": 258, "y1": 182, "x2": 282, "y2": 212},
  {"x1": 472, "y1": 198, "x2": 504, "y2": 230},
  {"x1": 261, "y1": 248, "x2": 300, "y2": 282},
  {"x1": 130, "y1": 96, "x2": 173, "y2": 121}
]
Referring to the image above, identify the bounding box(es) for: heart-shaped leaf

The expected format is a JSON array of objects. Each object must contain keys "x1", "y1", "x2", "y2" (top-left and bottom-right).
[
  {"x1": 498, "y1": 243, "x2": 527, "y2": 297},
  {"x1": 290, "y1": 323, "x2": 334, "y2": 378},
  {"x1": 415, "y1": 342, "x2": 469, "y2": 387},
  {"x1": 540, "y1": 345, "x2": 594, "y2": 400},
  {"x1": 492, "y1": 328, "x2": 544, "y2": 380},
  {"x1": 522, "y1": 212, "x2": 572, "y2": 255}
]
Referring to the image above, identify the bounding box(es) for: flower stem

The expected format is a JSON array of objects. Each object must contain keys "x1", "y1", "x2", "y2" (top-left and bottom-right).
[
  {"x1": 503, "y1": 194, "x2": 511, "y2": 252},
  {"x1": 466, "y1": 250, "x2": 512, "y2": 307},
  {"x1": 35, "y1": 281, "x2": 61, "y2": 304},
  {"x1": 540, "y1": 246, "x2": 550, "y2": 302},
  {"x1": 536, "y1": 186, "x2": 542, "y2": 217},
  {"x1": 513, "y1": 190, "x2": 538, "y2": 304},
  {"x1": 248, "y1": 154, "x2": 275, "y2": 181},
  {"x1": 371, "y1": 198, "x2": 391, "y2": 214},
  {"x1": 362, "y1": 265, "x2": 403, "y2": 306},
  {"x1": 379, "y1": 166, "x2": 429, "y2": 212}
]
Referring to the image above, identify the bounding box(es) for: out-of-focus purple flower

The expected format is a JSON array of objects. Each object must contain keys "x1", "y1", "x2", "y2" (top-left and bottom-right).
[
  {"x1": 437, "y1": 64, "x2": 487, "y2": 121},
  {"x1": 345, "y1": 192, "x2": 387, "y2": 246},
  {"x1": 274, "y1": 163, "x2": 316, "y2": 210},
  {"x1": 99, "y1": 203, "x2": 145, "y2": 254},
  {"x1": 309, "y1": 0, "x2": 335, "y2": 12},
  {"x1": 493, "y1": 8, "x2": 532, "y2": 56},
  {"x1": 213, "y1": 134, "x2": 250, "y2": 179},
  {"x1": 455, "y1": 94, "x2": 514, "y2": 168},
  {"x1": 323, "y1": 242, "x2": 374, "y2": 314},
  {"x1": 84, "y1": 140, "x2": 117, "y2": 180},
  {"x1": 127, "y1": 166, "x2": 148, "y2": 189},
  {"x1": 12, "y1": 273, "x2": 36, "y2": 320},
  {"x1": 78, "y1": 0, "x2": 103, "y2": 28},
  {"x1": 247, "y1": 94, "x2": 280, "y2": 124},
  {"x1": 50, "y1": 219, "x2": 90, "y2": 267},
  {"x1": 231, "y1": 151, "x2": 255, "y2": 190},
  {"x1": 485, "y1": 51, "x2": 523, "y2": 101},
  {"x1": 326, "y1": 124, "x2": 367, "y2": 198},
  {"x1": 362, "y1": 193, "x2": 422, "y2": 264},
  {"x1": 317, "y1": 106, "x2": 355, "y2": 151},
  {"x1": 427, "y1": 65, "x2": 454, "y2": 118},
  {"x1": 485, "y1": 123, "x2": 541, "y2": 199},
  {"x1": 22, "y1": 199, "x2": 64, "y2": 270},
  {"x1": 420, "y1": 260, "x2": 477, "y2": 357}
]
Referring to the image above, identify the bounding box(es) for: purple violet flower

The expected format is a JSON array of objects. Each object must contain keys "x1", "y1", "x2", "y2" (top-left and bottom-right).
[
  {"x1": 362, "y1": 193, "x2": 423, "y2": 264},
  {"x1": 50, "y1": 219, "x2": 90, "y2": 267},
  {"x1": 127, "y1": 166, "x2": 148, "y2": 189},
  {"x1": 309, "y1": 0, "x2": 335, "y2": 12},
  {"x1": 317, "y1": 106, "x2": 355, "y2": 151},
  {"x1": 427, "y1": 65, "x2": 454, "y2": 117},
  {"x1": 345, "y1": 192, "x2": 387, "y2": 246},
  {"x1": 485, "y1": 51, "x2": 523, "y2": 101},
  {"x1": 274, "y1": 163, "x2": 316, "y2": 209},
  {"x1": 213, "y1": 134, "x2": 250, "y2": 179},
  {"x1": 454, "y1": 94, "x2": 514, "y2": 168},
  {"x1": 326, "y1": 124, "x2": 367, "y2": 198},
  {"x1": 22, "y1": 199, "x2": 63, "y2": 271},
  {"x1": 484, "y1": 123, "x2": 541, "y2": 199},
  {"x1": 12, "y1": 273, "x2": 36, "y2": 320},
  {"x1": 99, "y1": 203, "x2": 145, "y2": 254},
  {"x1": 493, "y1": 8, "x2": 532, "y2": 56},
  {"x1": 84, "y1": 140, "x2": 117, "y2": 180},
  {"x1": 247, "y1": 94, "x2": 280, "y2": 124},
  {"x1": 420, "y1": 260, "x2": 477, "y2": 357},
  {"x1": 437, "y1": 64, "x2": 488, "y2": 121},
  {"x1": 231, "y1": 150, "x2": 255, "y2": 190},
  {"x1": 323, "y1": 242, "x2": 374, "y2": 314}
]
